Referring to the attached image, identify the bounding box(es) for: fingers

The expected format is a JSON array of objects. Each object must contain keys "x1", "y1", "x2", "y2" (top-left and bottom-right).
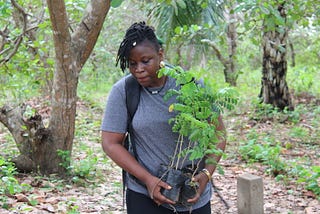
[
  {"x1": 153, "y1": 199, "x2": 161, "y2": 206},
  {"x1": 187, "y1": 192, "x2": 201, "y2": 203},
  {"x1": 159, "y1": 181, "x2": 172, "y2": 192},
  {"x1": 191, "y1": 174, "x2": 201, "y2": 182},
  {"x1": 154, "y1": 194, "x2": 175, "y2": 205},
  {"x1": 146, "y1": 177, "x2": 175, "y2": 205},
  {"x1": 187, "y1": 173, "x2": 209, "y2": 204},
  {"x1": 146, "y1": 176, "x2": 163, "y2": 199},
  {"x1": 152, "y1": 180, "x2": 175, "y2": 205}
]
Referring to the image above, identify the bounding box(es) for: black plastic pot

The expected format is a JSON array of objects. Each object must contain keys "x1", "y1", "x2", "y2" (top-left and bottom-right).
[
  {"x1": 161, "y1": 168, "x2": 186, "y2": 202},
  {"x1": 158, "y1": 164, "x2": 169, "y2": 181},
  {"x1": 179, "y1": 178, "x2": 199, "y2": 206}
]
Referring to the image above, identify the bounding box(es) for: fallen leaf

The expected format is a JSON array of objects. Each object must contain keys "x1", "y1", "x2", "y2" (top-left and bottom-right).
[
  {"x1": 303, "y1": 190, "x2": 316, "y2": 198},
  {"x1": 15, "y1": 193, "x2": 29, "y2": 203}
]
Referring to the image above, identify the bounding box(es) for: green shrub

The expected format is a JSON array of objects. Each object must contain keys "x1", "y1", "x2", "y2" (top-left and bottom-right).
[
  {"x1": 0, "y1": 157, "x2": 31, "y2": 209},
  {"x1": 296, "y1": 165, "x2": 320, "y2": 200},
  {"x1": 239, "y1": 139, "x2": 287, "y2": 176}
]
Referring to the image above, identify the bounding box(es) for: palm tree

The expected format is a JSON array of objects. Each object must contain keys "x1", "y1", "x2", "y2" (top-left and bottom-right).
[
  {"x1": 148, "y1": 1, "x2": 222, "y2": 45},
  {"x1": 148, "y1": 0, "x2": 222, "y2": 59},
  {"x1": 147, "y1": 0, "x2": 239, "y2": 86}
]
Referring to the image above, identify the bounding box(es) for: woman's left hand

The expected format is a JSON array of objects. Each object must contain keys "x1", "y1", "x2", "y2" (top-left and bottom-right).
[{"x1": 187, "y1": 172, "x2": 210, "y2": 204}]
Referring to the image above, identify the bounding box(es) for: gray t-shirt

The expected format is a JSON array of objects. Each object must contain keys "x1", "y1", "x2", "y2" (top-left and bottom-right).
[{"x1": 101, "y1": 75, "x2": 212, "y2": 211}]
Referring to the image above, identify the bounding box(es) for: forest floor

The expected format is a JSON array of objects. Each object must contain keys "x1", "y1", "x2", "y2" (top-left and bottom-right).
[{"x1": 0, "y1": 95, "x2": 319, "y2": 214}]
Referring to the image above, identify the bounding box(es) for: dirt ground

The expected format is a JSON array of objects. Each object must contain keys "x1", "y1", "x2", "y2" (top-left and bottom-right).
[
  {"x1": 0, "y1": 154, "x2": 318, "y2": 214},
  {"x1": 0, "y1": 97, "x2": 319, "y2": 213}
]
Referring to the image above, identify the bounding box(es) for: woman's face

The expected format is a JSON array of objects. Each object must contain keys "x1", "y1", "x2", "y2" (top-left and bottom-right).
[{"x1": 128, "y1": 40, "x2": 164, "y2": 87}]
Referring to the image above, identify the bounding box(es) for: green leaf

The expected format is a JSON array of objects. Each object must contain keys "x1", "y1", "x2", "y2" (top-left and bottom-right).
[
  {"x1": 111, "y1": 0, "x2": 124, "y2": 8},
  {"x1": 192, "y1": 25, "x2": 200, "y2": 31},
  {"x1": 259, "y1": 5, "x2": 270, "y2": 15},
  {"x1": 176, "y1": 0, "x2": 186, "y2": 9},
  {"x1": 189, "y1": 129, "x2": 201, "y2": 141},
  {"x1": 200, "y1": 2, "x2": 208, "y2": 9},
  {"x1": 171, "y1": 0, "x2": 179, "y2": 15},
  {"x1": 174, "y1": 26, "x2": 182, "y2": 34}
]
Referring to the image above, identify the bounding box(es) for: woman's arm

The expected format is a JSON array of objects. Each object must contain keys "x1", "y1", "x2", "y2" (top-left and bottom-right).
[{"x1": 101, "y1": 131, "x2": 175, "y2": 205}]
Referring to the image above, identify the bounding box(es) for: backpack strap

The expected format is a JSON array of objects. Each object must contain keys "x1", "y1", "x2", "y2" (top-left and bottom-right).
[
  {"x1": 125, "y1": 75, "x2": 140, "y2": 130},
  {"x1": 122, "y1": 74, "x2": 140, "y2": 208},
  {"x1": 124, "y1": 74, "x2": 140, "y2": 156}
]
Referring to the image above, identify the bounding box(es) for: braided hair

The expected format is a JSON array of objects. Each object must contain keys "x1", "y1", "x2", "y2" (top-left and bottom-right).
[{"x1": 116, "y1": 21, "x2": 163, "y2": 72}]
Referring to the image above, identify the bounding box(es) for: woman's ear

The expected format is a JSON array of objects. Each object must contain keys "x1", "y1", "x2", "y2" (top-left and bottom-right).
[{"x1": 159, "y1": 48, "x2": 164, "y2": 61}]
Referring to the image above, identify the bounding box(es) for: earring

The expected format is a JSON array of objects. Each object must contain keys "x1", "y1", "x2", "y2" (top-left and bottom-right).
[{"x1": 160, "y1": 61, "x2": 165, "y2": 68}]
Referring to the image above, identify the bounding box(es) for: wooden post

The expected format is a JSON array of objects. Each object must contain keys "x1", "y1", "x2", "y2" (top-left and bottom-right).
[{"x1": 237, "y1": 173, "x2": 264, "y2": 214}]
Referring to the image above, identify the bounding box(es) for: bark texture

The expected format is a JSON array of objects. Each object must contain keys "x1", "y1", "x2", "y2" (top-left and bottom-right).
[
  {"x1": 225, "y1": 6, "x2": 238, "y2": 86},
  {"x1": 0, "y1": 0, "x2": 110, "y2": 175},
  {"x1": 201, "y1": 6, "x2": 238, "y2": 86},
  {"x1": 259, "y1": 4, "x2": 294, "y2": 111}
]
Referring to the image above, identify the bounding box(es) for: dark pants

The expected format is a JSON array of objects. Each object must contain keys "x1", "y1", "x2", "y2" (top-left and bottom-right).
[{"x1": 126, "y1": 189, "x2": 211, "y2": 214}]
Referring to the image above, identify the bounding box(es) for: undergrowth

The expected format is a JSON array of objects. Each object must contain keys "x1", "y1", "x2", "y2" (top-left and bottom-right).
[
  {"x1": 0, "y1": 103, "x2": 108, "y2": 212},
  {"x1": 235, "y1": 101, "x2": 320, "y2": 200}
]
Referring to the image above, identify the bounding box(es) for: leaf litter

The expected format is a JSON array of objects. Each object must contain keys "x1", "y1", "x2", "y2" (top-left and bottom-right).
[{"x1": 0, "y1": 97, "x2": 319, "y2": 213}]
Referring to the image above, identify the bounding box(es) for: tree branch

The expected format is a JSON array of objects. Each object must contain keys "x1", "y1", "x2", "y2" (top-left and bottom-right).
[
  {"x1": 201, "y1": 39, "x2": 228, "y2": 66},
  {"x1": 0, "y1": 105, "x2": 27, "y2": 150},
  {"x1": 0, "y1": 26, "x2": 10, "y2": 51},
  {"x1": 71, "y1": 0, "x2": 111, "y2": 68},
  {"x1": 46, "y1": 0, "x2": 72, "y2": 59},
  {"x1": 0, "y1": 0, "x2": 28, "y2": 65}
]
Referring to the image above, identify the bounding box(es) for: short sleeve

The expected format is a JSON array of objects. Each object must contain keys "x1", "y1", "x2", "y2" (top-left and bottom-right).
[{"x1": 101, "y1": 78, "x2": 128, "y2": 133}]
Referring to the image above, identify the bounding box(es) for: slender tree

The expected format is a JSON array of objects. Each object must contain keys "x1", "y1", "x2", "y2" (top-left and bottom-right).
[{"x1": 202, "y1": 3, "x2": 239, "y2": 86}]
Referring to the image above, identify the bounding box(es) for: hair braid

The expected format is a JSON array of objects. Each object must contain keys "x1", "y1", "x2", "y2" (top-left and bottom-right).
[{"x1": 116, "y1": 21, "x2": 162, "y2": 72}]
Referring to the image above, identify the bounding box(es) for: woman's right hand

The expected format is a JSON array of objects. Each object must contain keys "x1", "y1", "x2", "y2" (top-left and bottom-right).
[
  {"x1": 145, "y1": 175, "x2": 176, "y2": 206},
  {"x1": 102, "y1": 131, "x2": 175, "y2": 205}
]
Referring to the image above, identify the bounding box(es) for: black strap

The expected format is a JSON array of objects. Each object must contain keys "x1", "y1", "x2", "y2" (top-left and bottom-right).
[
  {"x1": 124, "y1": 75, "x2": 140, "y2": 156},
  {"x1": 125, "y1": 75, "x2": 140, "y2": 129},
  {"x1": 122, "y1": 75, "x2": 140, "y2": 207}
]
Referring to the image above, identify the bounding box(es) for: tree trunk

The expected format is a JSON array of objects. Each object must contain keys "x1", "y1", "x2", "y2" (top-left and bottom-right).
[
  {"x1": 259, "y1": 4, "x2": 294, "y2": 111},
  {"x1": 224, "y1": 6, "x2": 238, "y2": 87},
  {"x1": 201, "y1": 6, "x2": 238, "y2": 87},
  {"x1": 0, "y1": 104, "x2": 47, "y2": 173},
  {"x1": 201, "y1": 38, "x2": 237, "y2": 87},
  {"x1": 0, "y1": 0, "x2": 111, "y2": 176}
]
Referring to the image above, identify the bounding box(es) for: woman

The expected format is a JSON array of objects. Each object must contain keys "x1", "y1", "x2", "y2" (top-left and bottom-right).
[{"x1": 101, "y1": 21, "x2": 226, "y2": 214}]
